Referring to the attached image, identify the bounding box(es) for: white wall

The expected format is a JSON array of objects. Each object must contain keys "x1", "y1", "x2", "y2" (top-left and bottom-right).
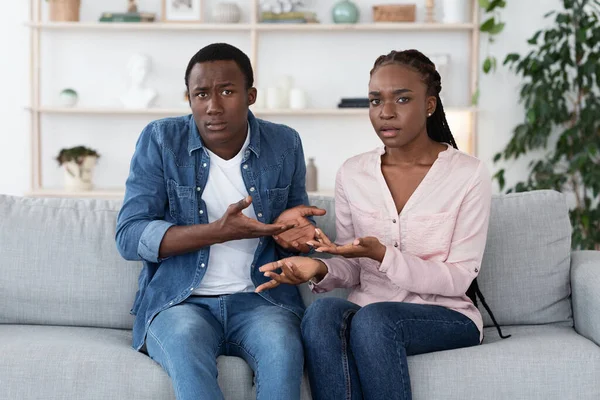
[{"x1": 0, "y1": 0, "x2": 562, "y2": 196}]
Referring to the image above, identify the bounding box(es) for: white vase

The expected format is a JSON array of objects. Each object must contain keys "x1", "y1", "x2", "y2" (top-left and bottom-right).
[
  {"x1": 443, "y1": 0, "x2": 469, "y2": 24},
  {"x1": 212, "y1": 2, "x2": 241, "y2": 23},
  {"x1": 289, "y1": 88, "x2": 307, "y2": 109},
  {"x1": 253, "y1": 87, "x2": 266, "y2": 109},
  {"x1": 63, "y1": 156, "x2": 97, "y2": 191},
  {"x1": 266, "y1": 87, "x2": 284, "y2": 109}
]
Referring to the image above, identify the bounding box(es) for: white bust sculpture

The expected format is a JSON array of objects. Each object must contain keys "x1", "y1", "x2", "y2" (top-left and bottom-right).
[{"x1": 120, "y1": 53, "x2": 157, "y2": 109}]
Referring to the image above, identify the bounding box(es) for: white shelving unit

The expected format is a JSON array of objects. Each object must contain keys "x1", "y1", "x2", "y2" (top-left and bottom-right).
[{"x1": 26, "y1": 0, "x2": 480, "y2": 199}]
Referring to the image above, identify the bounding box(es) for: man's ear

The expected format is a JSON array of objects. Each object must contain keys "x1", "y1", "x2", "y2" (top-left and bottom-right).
[{"x1": 248, "y1": 87, "x2": 257, "y2": 106}]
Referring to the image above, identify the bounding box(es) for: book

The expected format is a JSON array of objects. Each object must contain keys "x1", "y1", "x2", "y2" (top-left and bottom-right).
[{"x1": 99, "y1": 12, "x2": 156, "y2": 23}]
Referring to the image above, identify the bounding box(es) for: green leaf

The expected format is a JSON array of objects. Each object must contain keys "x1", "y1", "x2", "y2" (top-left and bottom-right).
[
  {"x1": 471, "y1": 88, "x2": 480, "y2": 105},
  {"x1": 504, "y1": 53, "x2": 520, "y2": 65},
  {"x1": 493, "y1": 152, "x2": 502, "y2": 163},
  {"x1": 483, "y1": 57, "x2": 492, "y2": 73},
  {"x1": 480, "y1": 17, "x2": 495, "y2": 32},
  {"x1": 478, "y1": 0, "x2": 491, "y2": 9},
  {"x1": 527, "y1": 109, "x2": 536, "y2": 125},
  {"x1": 490, "y1": 22, "x2": 506, "y2": 35},
  {"x1": 544, "y1": 11, "x2": 556, "y2": 18},
  {"x1": 528, "y1": 31, "x2": 542, "y2": 45}
]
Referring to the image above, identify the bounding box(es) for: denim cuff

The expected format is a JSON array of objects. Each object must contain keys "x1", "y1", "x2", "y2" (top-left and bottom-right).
[{"x1": 138, "y1": 220, "x2": 175, "y2": 263}]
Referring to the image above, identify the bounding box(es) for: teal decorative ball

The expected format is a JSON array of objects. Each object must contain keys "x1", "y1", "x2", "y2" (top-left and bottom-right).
[{"x1": 332, "y1": 0, "x2": 359, "y2": 24}]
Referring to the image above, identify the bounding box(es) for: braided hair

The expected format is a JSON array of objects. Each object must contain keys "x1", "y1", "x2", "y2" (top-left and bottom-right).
[{"x1": 371, "y1": 50, "x2": 510, "y2": 339}]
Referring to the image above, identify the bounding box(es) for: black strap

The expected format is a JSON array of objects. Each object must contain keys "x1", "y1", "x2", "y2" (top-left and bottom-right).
[{"x1": 467, "y1": 278, "x2": 511, "y2": 339}]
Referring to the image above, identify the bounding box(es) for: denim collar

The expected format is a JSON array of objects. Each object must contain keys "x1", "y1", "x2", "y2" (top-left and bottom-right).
[{"x1": 187, "y1": 110, "x2": 261, "y2": 158}]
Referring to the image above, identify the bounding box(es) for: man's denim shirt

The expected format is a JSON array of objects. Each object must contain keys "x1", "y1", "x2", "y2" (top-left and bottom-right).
[{"x1": 116, "y1": 111, "x2": 310, "y2": 351}]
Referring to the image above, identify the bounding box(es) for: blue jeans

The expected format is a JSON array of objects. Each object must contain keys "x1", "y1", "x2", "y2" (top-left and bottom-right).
[
  {"x1": 301, "y1": 298, "x2": 480, "y2": 400},
  {"x1": 145, "y1": 292, "x2": 303, "y2": 400}
]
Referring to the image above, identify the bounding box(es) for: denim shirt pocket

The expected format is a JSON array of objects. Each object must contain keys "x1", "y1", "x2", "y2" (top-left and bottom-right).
[
  {"x1": 167, "y1": 178, "x2": 196, "y2": 225},
  {"x1": 267, "y1": 184, "x2": 291, "y2": 219}
]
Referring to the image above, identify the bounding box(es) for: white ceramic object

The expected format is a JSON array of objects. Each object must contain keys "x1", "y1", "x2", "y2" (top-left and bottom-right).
[
  {"x1": 59, "y1": 89, "x2": 78, "y2": 107},
  {"x1": 63, "y1": 156, "x2": 98, "y2": 191},
  {"x1": 253, "y1": 87, "x2": 266, "y2": 109},
  {"x1": 266, "y1": 87, "x2": 284, "y2": 109},
  {"x1": 120, "y1": 53, "x2": 157, "y2": 109},
  {"x1": 289, "y1": 88, "x2": 307, "y2": 109},
  {"x1": 443, "y1": 0, "x2": 470, "y2": 24},
  {"x1": 212, "y1": 2, "x2": 241, "y2": 23}
]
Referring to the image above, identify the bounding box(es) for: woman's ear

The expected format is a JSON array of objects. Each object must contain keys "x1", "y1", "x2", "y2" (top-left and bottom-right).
[{"x1": 426, "y1": 95, "x2": 437, "y2": 116}]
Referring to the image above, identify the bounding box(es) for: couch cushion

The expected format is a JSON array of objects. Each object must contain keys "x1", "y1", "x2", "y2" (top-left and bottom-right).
[
  {"x1": 479, "y1": 191, "x2": 572, "y2": 327},
  {"x1": 0, "y1": 195, "x2": 138, "y2": 329},
  {"x1": 409, "y1": 325, "x2": 600, "y2": 400},
  {"x1": 1, "y1": 324, "x2": 596, "y2": 400},
  {"x1": 0, "y1": 325, "x2": 311, "y2": 400}
]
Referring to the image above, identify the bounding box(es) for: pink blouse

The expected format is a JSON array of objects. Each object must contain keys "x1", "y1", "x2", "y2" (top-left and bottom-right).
[{"x1": 311, "y1": 144, "x2": 491, "y2": 340}]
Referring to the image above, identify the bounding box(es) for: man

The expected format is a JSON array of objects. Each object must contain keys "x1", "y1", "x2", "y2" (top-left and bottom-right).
[{"x1": 116, "y1": 42, "x2": 325, "y2": 400}]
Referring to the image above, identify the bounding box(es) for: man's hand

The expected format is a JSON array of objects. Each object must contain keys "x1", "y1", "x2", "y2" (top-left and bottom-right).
[
  {"x1": 255, "y1": 256, "x2": 328, "y2": 293},
  {"x1": 272, "y1": 205, "x2": 326, "y2": 253},
  {"x1": 215, "y1": 196, "x2": 296, "y2": 242},
  {"x1": 307, "y1": 229, "x2": 386, "y2": 262}
]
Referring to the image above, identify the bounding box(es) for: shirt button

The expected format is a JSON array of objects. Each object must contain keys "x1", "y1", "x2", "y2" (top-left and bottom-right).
[
  {"x1": 199, "y1": 210, "x2": 204, "y2": 215},
  {"x1": 394, "y1": 242, "x2": 399, "y2": 248},
  {"x1": 169, "y1": 301, "x2": 173, "y2": 306},
  {"x1": 257, "y1": 212, "x2": 263, "y2": 218},
  {"x1": 201, "y1": 263, "x2": 205, "y2": 268},
  {"x1": 202, "y1": 163, "x2": 207, "y2": 168},
  {"x1": 474, "y1": 268, "x2": 479, "y2": 273},
  {"x1": 392, "y1": 219, "x2": 397, "y2": 223},
  {"x1": 243, "y1": 164, "x2": 248, "y2": 170},
  {"x1": 196, "y1": 186, "x2": 201, "y2": 191},
  {"x1": 249, "y1": 187, "x2": 255, "y2": 192},
  {"x1": 190, "y1": 287, "x2": 194, "y2": 291}
]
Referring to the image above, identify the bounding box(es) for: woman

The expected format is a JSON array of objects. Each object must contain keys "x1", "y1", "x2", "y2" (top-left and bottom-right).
[{"x1": 256, "y1": 49, "x2": 507, "y2": 399}]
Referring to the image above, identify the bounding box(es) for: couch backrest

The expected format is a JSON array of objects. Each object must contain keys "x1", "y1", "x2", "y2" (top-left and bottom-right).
[
  {"x1": 305, "y1": 191, "x2": 574, "y2": 328},
  {"x1": 0, "y1": 195, "x2": 138, "y2": 329},
  {"x1": 0, "y1": 190, "x2": 573, "y2": 330}
]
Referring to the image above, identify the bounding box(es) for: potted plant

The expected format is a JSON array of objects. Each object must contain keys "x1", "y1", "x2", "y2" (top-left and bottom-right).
[
  {"x1": 56, "y1": 146, "x2": 100, "y2": 192},
  {"x1": 46, "y1": 0, "x2": 81, "y2": 22},
  {"x1": 494, "y1": 0, "x2": 600, "y2": 250}
]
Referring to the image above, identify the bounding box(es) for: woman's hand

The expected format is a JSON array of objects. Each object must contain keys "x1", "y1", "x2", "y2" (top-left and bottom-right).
[
  {"x1": 307, "y1": 229, "x2": 387, "y2": 262},
  {"x1": 255, "y1": 256, "x2": 328, "y2": 293}
]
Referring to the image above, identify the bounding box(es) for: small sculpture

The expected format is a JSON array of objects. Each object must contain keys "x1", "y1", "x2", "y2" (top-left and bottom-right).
[{"x1": 120, "y1": 53, "x2": 157, "y2": 109}]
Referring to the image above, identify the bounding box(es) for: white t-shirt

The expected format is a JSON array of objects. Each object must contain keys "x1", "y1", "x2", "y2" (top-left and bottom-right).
[{"x1": 193, "y1": 129, "x2": 258, "y2": 295}]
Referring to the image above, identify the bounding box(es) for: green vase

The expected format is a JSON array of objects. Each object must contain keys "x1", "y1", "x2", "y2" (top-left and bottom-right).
[{"x1": 332, "y1": 0, "x2": 359, "y2": 24}]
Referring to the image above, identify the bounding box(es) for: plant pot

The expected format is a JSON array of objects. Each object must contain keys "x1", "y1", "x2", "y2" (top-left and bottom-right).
[
  {"x1": 63, "y1": 156, "x2": 97, "y2": 191},
  {"x1": 48, "y1": 0, "x2": 81, "y2": 22},
  {"x1": 443, "y1": 0, "x2": 470, "y2": 24}
]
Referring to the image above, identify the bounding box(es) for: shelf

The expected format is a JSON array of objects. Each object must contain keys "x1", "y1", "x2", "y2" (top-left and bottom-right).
[
  {"x1": 26, "y1": 188, "x2": 334, "y2": 199},
  {"x1": 28, "y1": 106, "x2": 476, "y2": 116},
  {"x1": 26, "y1": 22, "x2": 475, "y2": 32},
  {"x1": 256, "y1": 23, "x2": 475, "y2": 31},
  {"x1": 26, "y1": 22, "x2": 253, "y2": 31}
]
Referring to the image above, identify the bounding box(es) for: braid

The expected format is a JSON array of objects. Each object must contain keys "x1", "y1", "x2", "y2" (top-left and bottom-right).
[
  {"x1": 370, "y1": 50, "x2": 458, "y2": 149},
  {"x1": 372, "y1": 49, "x2": 511, "y2": 340}
]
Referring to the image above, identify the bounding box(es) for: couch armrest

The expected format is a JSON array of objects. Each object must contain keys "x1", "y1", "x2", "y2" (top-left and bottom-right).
[{"x1": 571, "y1": 250, "x2": 600, "y2": 346}]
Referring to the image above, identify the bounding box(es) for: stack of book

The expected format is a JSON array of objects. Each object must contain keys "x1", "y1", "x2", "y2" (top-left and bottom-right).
[
  {"x1": 337, "y1": 98, "x2": 370, "y2": 108},
  {"x1": 260, "y1": 11, "x2": 318, "y2": 24},
  {"x1": 99, "y1": 12, "x2": 157, "y2": 23}
]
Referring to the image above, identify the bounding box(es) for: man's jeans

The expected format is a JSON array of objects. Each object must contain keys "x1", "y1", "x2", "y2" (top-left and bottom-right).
[
  {"x1": 301, "y1": 298, "x2": 480, "y2": 400},
  {"x1": 146, "y1": 292, "x2": 303, "y2": 400}
]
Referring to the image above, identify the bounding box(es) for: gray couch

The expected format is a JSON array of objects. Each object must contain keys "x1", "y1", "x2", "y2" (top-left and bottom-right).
[{"x1": 1, "y1": 190, "x2": 599, "y2": 400}]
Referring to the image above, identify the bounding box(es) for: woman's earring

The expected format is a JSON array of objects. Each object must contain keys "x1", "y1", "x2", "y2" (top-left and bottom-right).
[{"x1": 427, "y1": 112, "x2": 432, "y2": 117}]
